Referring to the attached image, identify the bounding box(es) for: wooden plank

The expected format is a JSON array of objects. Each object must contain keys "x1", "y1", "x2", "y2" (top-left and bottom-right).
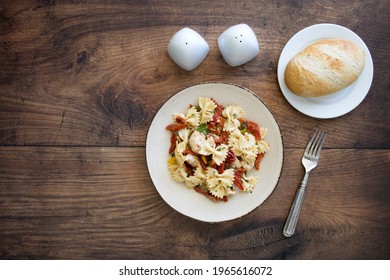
[
  {"x1": 0, "y1": 1, "x2": 389, "y2": 148},
  {"x1": 0, "y1": 147, "x2": 389, "y2": 259},
  {"x1": 0, "y1": 0, "x2": 389, "y2": 262}
]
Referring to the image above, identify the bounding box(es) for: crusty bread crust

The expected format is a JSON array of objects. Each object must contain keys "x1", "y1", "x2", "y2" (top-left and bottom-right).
[{"x1": 284, "y1": 39, "x2": 365, "y2": 97}]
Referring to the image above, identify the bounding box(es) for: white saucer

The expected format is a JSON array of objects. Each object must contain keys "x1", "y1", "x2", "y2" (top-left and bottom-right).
[{"x1": 277, "y1": 23, "x2": 374, "y2": 119}]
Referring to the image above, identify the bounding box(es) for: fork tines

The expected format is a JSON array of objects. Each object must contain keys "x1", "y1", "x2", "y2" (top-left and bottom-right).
[{"x1": 306, "y1": 130, "x2": 326, "y2": 156}]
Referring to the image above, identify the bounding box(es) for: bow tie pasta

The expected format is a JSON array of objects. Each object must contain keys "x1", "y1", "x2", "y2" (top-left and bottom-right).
[{"x1": 166, "y1": 97, "x2": 270, "y2": 202}]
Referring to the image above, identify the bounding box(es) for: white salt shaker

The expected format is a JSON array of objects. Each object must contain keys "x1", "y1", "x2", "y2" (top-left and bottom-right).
[
  {"x1": 167, "y1": 27, "x2": 209, "y2": 71},
  {"x1": 218, "y1": 23, "x2": 260, "y2": 67}
]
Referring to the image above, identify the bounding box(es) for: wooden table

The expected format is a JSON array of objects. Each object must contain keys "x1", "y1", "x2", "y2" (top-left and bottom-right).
[{"x1": 1, "y1": 0, "x2": 389, "y2": 260}]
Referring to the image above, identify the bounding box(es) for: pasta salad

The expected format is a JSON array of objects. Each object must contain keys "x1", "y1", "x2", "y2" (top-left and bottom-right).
[{"x1": 166, "y1": 97, "x2": 270, "y2": 202}]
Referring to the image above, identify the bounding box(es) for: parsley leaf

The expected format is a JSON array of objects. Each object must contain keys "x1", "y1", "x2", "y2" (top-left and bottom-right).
[{"x1": 196, "y1": 123, "x2": 208, "y2": 134}]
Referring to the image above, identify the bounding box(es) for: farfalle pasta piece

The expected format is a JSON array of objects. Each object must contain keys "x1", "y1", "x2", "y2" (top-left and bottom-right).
[
  {"x1": 241, "y1": 144, "x2": 258, "y2": 161},
  {"x1": 184, "y1": 175, "x2": 203, "y2": 189},
  {"x1": 241, "y1": 132, "x2": 257, "y2": 150},
  {"x1": 199, "y1": 138, "x2": 216, "y2": 156},
  {"x1": 228, "y1": 128, "x2": 257, "y2": 156},
  {"x1": 241, "y1": 173, "x2": 257, "y2": 192},
  {"x1": 260, "y1": 127, "x2": 268, "y2": 139},
  {"x1": 257, "y1": 127, "x2": 270, "y2": 154},
  {"x1": 177, "y1": 128, "x2": 191, "y2": 143},
  {"x1": 172, "y1": 106, "x2": 200, "y2": 129},
  {"x1": 174, "y1": 141, "x2": 187, "y2": 166},
  {"x1": 208, "y1": 185, "x2": 226, "y2": 199},
  {"x1": 185, "y1": 106, "x2": 200, "y2": 128},
  {"x1": 237, "y1": 142, "x2": 260, "y2": 171},
  {"x1": 206, "y1": 167, "x2": 234, "y2": 186},
  {"x1": 209, "y1": 144, "x2": 229, "y2": 166},
  {"x1": 206, "y1": 168, "x2": 234, "y2": 198},
  {"x1": 172, "y1": 168, "x2": 187, "y2": 182},
  {"x1": 227, "y1": 128, "x2": 242, "y2": 154},
  {"x1": 222, "y1": 105, "x2": 245, "y2": 132},
  {"x1": 198, "y1": 97, "x2": 217, "y2": 124},
  {"x1": 257, "y1": 140, "x2": 270, "y2": 154},
  {"x1": 193, "y1": 166, "x2": 206, "y2": 182},
  {"x1": 168, "y1": 160, "x2": 187, "y2": 182}
]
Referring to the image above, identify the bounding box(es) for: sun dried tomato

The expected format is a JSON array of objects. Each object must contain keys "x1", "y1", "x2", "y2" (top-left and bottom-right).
[
  {"x1": 255, "y1": 152, "x2": 265, "y2": 170},
  {"x1": 184, "y1": 162, "x2": 194, "y2": 176},
  {"x1": 166, "y1": 123, "x2": 186, "y2": 132},
  {"x1": 225, "y1": 148, "x2": 236, "y2": 165},
  {"x1": 210, "y1": 104, "x2": 223, "y2": 126},
  {"x1": 183, "y1": 149, "x2": 197, "y2": 156},
  {"x1": 233, "y1": 168, "x2": 246, "y2": 190},
  {"x1": 214, "y1": 130, "x2": 228, "y2": 146},
  {"x1": 175, "y1": 115, "x2": 186, "y2": 124},
  {"x1": 166, "y1": 115, "x2": 187, "y2": 132},
  {"x1": 168, "y1": 134, "x2": 177, "y2": 154},
  {"x1": 244, "y1": 119, "x2": 261, "y2": 141},
  {"x1": 217, "y1": 162, "x2": 225, "y2": 174}
]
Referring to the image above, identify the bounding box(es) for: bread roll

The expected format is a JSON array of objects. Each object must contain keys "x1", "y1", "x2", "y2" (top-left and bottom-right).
[{"x1": 284, "y1": 39, "x2": 365, "y2": 97}]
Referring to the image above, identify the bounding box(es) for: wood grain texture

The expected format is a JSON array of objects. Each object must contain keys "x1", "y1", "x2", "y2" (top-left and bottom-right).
[
  {"x1": 0, "y1": 0, "x2": 389, "y2": 260},
  {"x1": 0, "y1": 147, "x2": 389, "y2": 259},
  {"x1": 1, "y1": 0, "x2": 389, "y2": 147}
]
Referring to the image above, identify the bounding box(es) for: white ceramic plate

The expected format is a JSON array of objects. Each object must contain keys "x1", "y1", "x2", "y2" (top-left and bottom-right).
[
  {"x1": 277, "y1": 23, "x2": 374, "y2": 119},
  {"x1": 146, "y1": 83, "x2": 283, "y2": 223}
]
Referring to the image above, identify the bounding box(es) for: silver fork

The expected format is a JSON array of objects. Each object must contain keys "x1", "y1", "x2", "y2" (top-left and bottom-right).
[{"x1": 283, "y1": 130, "x2": 326, "y2": 237}]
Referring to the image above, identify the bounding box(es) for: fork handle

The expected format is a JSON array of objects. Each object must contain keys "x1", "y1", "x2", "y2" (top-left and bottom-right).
[{"x1": 283, "y1": 173, "x2": 309, "y2": 237}]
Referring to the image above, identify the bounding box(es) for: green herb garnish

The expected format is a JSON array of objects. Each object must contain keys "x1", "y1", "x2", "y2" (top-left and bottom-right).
[{"x1": 196, "y1": 123, "x2": 208, "y2": 134}]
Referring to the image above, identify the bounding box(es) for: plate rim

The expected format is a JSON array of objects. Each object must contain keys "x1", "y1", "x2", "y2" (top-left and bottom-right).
[
  {"x1": 146, "y1": 82, "x2": 284, "y2": 223},
  {"x1": 277, "y1": 23, "x2": 374, "y2": 119}
]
